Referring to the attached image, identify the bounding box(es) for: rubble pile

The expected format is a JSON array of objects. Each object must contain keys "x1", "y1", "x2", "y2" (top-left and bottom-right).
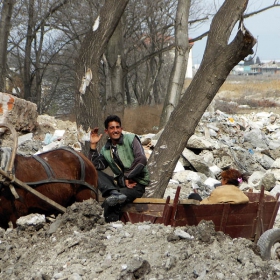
[
  {"x1": 2, "y1": 110, "x2": 280, "y2": 279},
  {"x1": 3, "y1": 110, "x2": 280, "y2": 220},
  {"x1": 1, "y1": 200, "x2": 280, "y2": 280},
  {"x1": 143, "y1": 111, "x2": 280, "y2": 214}
]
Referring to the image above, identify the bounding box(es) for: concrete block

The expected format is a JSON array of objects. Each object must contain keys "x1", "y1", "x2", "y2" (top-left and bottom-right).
[{"x1": 0, "y1": 92, "x2": 38, "y2": 132}]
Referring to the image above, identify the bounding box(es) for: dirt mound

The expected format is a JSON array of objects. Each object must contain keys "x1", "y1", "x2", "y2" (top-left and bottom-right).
[{"x1": 1, "y1": 199, "x2": 280, "y2": 280}]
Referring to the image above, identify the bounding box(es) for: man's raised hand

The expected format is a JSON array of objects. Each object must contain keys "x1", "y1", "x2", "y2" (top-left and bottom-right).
[{"x1": 90, "y1": 127, "x2": 103, "y2": 149}]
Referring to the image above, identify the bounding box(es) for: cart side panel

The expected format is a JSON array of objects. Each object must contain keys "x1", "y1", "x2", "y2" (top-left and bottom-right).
[
  {"x1": 121, "y1": 212, "x2": 164, "y2": 224},
  {"x1": 121, "y1": 203, "x2": 166, "y2": 225},
  {"x1": 224, "y1": 226, "x2": 256, "y2": 239},
  {"x1": 263, "y1": 201, "x2": 280, "y2": 228},
  {"x1": 121, "y1": 194, "x2": 280, "y2": 241},
  {"x1": 171, "y1": 204, "x2": 258, "y2": 239},
  {"x1": 171, "y1": 204, "x2": 225, "y2": 227},
  {"x1": 221, "y1": 203, "x2": 258, "y2": 226}
]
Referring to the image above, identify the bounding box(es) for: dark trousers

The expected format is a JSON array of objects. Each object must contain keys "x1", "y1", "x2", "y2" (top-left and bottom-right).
[{"x1": 97, "y1": 170, "x2": 145, "y2": 222}]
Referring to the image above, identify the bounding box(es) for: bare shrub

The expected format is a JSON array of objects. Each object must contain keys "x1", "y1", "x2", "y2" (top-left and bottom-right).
[
  {"x1": 237, "y1": 97, "x2": 278, "y2": 108},
  {"x1": 123, "y1": 105, "x2": 163, "y2": 135},
  {"x1": 215, "y1": 97, "x2": 278, "y2": 114},
  {"x1": 215, "y1": 99, "x2": 239, "y2": 114}
]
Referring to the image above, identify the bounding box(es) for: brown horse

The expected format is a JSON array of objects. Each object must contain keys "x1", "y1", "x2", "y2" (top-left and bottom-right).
[{"x1": 0, "y1": 147, "x2": 98, "y2": 229}]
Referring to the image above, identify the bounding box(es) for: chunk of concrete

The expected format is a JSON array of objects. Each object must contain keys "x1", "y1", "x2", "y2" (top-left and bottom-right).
[{"x1": 0, "y1": 92, "x2": 38, "y2": 132}]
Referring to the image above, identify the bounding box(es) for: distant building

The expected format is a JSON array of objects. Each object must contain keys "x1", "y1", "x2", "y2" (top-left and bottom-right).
[
  {"x1": 231, "y1": 60, "x2": 280, "y2": 76},
  {"x1": 251, "y1": 61, "x2": 280, "y2": 75}
]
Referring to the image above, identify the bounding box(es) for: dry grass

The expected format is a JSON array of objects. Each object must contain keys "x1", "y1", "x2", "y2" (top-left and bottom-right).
[
  {"x1": 218, "y1": 76, "x2": 280, "y2": 98},
  {"x1": 215, "y1": 75, "x2": 280, "y2": 114},
  {"x1": 63, "y1": 77, "x2": 280, "y2": 133},
  {"x1": 122, "y1": 76, "x2": 280, "y2": 133},
  {"x1": 123, "y1": 105, "x2": 163, "y2": 135}
]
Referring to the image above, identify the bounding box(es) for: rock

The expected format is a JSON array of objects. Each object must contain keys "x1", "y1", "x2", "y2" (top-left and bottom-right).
[
  {"x1": 244, "y1": 128, "x2": 269, "y2": 149},
  {"x1": 253, "y1": 151, "x2": 275, "y2": 169},
  {"x1": 187, "y1": 134, "x2": 219, "y2": 150},
  {"x1": 247, "y1": 171, "x2": 265, "y2": 188},
  {"x1": 0, "y1": 92, "x2": 37, "y2": 132},
  {"x1": 271, "y1": 158, "x2": 280, "y2": 169},
  {"x1": 182, "y1": 148, "x2": 215, "y2": 178},
  {"x1": 3, "y1": 106, "x2": 280, "y2": 279},
  {"x1": 16, "y1": 213, "x2": 46, "y2": 231},
  {"x1": 260, "y1": 172, "x2": 276, "y2": 191}
]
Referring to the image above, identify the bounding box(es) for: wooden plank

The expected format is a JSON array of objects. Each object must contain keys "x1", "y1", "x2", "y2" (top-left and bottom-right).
[
  {"x1": 122, "y1": 212, "x2": 161, "y2": 224},
  {"x1": 170, "y1": 186, "x2": 181, "y2": 226},
  {"x1": 219, "y1": 204, "x2": 230, "y2": 232},
  {"x1": 122, "y1": 189, "x2": 280, "y2": 242},
  {"x1": 224, "y1": 225, "x2": 256, "y2": 239},
  {"x1": 122, "y1": 203, "x2": 165, "y2": 216},
  {"x1": 254, "y1": 186, "x2": 265, "y2": 242},
  {"x1": 268, "y1": 194, "x2": 280, "y2": 229},
  {"x1": 132, "y1": 198, "x2": 167, "y2": 203},
  {"x1": 225, "y1": 214, "x2": 258, "y2": 226},
  {"x1": 132, "y1": 197, "x2": 200, "y2": 205},
  {"x1": 162, "y1": 196, "x2": 172, "y2": 226},
  {"x1": 179, "y1": 204, "x2": 226, "y2": 216}
]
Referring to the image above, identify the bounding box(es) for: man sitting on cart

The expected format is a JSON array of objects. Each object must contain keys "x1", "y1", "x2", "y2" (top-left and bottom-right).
[{"x1": 88, "y1": 115, "x2": 150, "y2": 222}]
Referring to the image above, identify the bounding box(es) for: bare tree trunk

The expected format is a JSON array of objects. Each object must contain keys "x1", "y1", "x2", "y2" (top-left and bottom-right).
[
  {"x1": 34, "y1": 24, "x2": 44, "y2": 114},
  {"x1": 23, "y1": 0, "x2": 70, "y2": 103},
  {"x1": 104, "y1": 17, "x2": 125, "y2": 120},
  {"x1": 23, "y1": 0, "x2": 34, "y2": 101},
  {"x1": 159, "y1": 0, "x2": 191, "y2": 128},
  {"x1": 145, "y1": 0, "x2": 256, "y2": 198},
  {"x1": 76, "y1": 0, "x2": 129, "y2": 153},
  {"x1": 124, "y1": 78, "x2": 132, "y2": 105},
  {"x1": 0, "y1": 0, "x2": 15, "y2": 91}
]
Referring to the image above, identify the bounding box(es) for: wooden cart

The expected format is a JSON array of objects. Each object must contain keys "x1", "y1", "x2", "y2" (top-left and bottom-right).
[{"x1": 121, "y1": 186, "x2": 280, "y2": 260}]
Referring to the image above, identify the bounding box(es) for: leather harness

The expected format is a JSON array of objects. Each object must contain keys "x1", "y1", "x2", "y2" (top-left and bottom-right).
[{"x1": 22, "y1": 146, "x2": 97, "y2": 195}]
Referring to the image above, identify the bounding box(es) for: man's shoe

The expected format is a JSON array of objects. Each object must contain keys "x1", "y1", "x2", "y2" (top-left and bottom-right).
[{"x1": 106, "y1": 192, "x2": 127, "y2": 206}]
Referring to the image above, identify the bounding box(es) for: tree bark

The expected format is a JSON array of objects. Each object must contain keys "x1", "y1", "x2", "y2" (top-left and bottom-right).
[
  {"x1": 104, "y1": 16, "x2": 125, "y2": 120},
  {"x1": 0, "y1": 0, "x2": 15, "y2": 91},
  {"x1": 23, "y1": 0, "x2": 34, "y2": 101},
  {"x1": 145, "y1": 0, "x2": 256, "y2": 198},
  {"x1": 76, "y1": 0, "x2": 129, "y2": 153},
  {"x1": 159, "y1": 0, "x2": 191, "y2": 128}
]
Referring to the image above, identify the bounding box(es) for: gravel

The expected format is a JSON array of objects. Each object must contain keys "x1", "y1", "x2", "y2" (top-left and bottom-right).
[{"x1": 1, "y1": 199, "x2": 280, "y2": 280}]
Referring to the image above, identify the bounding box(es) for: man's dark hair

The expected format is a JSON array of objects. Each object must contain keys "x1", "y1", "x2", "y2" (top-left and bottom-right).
[{"x1": 104, "y1": 115, "x2": 122, "y2": 129}]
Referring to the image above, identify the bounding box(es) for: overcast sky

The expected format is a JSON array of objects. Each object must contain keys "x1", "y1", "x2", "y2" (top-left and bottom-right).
[{"x1": 189, "y1": 1, "x2": 280, "y2": 64}]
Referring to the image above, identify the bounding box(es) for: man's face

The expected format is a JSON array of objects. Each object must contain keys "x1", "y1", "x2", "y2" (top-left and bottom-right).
[{"x1": 105, "y1": 121, "x2": 123, "y2": 142}]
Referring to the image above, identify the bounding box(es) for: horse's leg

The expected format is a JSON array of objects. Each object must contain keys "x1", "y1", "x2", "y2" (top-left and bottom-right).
[
  {"x1": 75, "y1": 187, "x2": 97, "y2": 202},
  {"x1": 5, "y1": 199, "x2": 29, "y2": 228},
  {"x1": 9, "y1": 214, "x2": 18, "y2": 228}
]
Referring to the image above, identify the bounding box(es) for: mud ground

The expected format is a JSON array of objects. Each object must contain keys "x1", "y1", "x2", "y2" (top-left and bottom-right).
[
  {"x1": 1, "y1": 199, "x2": 280, "y2": 280},
  {"x1": 2, "y1": 110, "x2": 280, "y2": 279}
]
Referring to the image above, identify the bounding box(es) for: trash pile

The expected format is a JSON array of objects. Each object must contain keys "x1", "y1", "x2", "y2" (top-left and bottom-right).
[
  {"x1": 4, "y1": 110, "x2": 280, "y2": 205},
  {"x1": 2, "y1": 111, "x2": 280, "y2": 279},
  {"x1": 1, "y1": 199, "x2": 280, "y2": 280},
  {"x1": 142, "y1": 110, "x2": 280, "y2": 227}
]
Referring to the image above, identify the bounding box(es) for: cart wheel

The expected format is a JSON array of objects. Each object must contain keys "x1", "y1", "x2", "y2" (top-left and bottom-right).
[{"x1": 257, "y1": 229, "x2": 280, "y2": 260}]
